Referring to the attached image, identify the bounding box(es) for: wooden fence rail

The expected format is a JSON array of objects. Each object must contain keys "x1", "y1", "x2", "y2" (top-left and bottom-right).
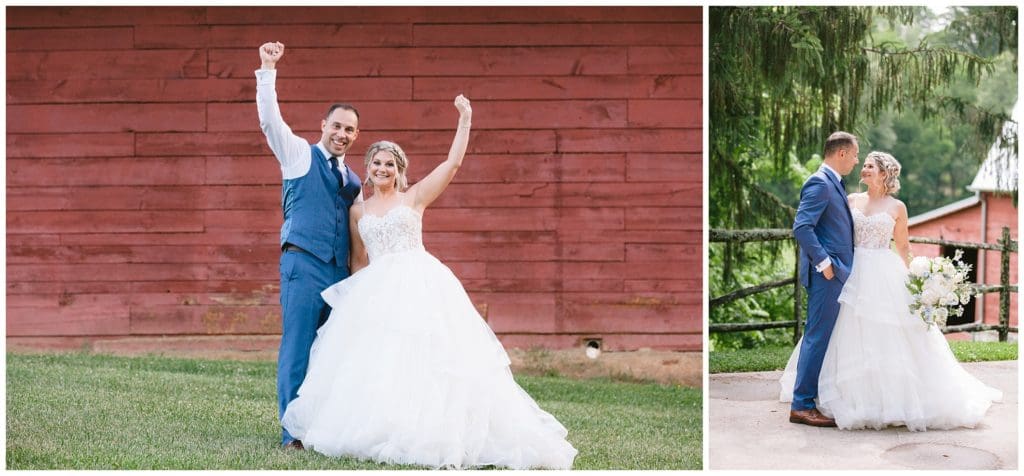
[{"x1": 710, "y1": 227, "x2": 1018, "y2": 343}]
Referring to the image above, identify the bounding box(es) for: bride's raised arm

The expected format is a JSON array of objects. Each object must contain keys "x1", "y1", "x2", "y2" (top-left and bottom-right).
[
  {"x1": 410, "y1": 95, "x2": 472, "y2": 211},
  {"x1": 892, "y1": 201, "x2": 911, "y2": 267}
]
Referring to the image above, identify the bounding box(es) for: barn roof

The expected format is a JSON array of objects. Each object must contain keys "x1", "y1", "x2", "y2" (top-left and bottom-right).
[{"x1": 968, "y1": 101, "x2": 1019, "y2": 193}]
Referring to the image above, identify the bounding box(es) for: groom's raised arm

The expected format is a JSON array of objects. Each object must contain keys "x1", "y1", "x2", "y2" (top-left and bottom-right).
[
  {"x1": 793, "y1": 177, "x2": 833, "y2": 278},
  {"x1": 256, "y1": 42, "x2": 311, "y2": 179}
]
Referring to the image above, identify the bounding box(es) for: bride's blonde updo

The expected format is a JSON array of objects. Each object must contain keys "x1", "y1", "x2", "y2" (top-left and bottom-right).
[
  {"x1": 363, "y1": 140, "x2": 409, "y2": 191},
  {"x1": 865, "y1": 151, "x2": 901, "y2": 195}
]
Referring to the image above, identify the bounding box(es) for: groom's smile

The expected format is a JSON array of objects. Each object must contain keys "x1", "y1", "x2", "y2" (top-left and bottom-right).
[{"x1": 321, "y1": 108, "x2": 360, "y2": 156}]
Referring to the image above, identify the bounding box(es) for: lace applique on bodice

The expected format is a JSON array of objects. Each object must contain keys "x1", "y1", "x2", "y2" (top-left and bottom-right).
[
  {"x1": 358, "y1": 205, "x2": 425, "y2": 261},
  {"x1": 852, "y1": 208, "x2": 895, "y2": 249}
]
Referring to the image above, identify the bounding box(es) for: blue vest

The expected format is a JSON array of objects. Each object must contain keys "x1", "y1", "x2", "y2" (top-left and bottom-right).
[{"x1": 280, "y1": 145, "x2": 361, "y2": 265}]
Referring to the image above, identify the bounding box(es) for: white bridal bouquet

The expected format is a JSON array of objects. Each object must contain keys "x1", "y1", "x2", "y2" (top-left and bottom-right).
[{"x1": 906, "y1": 250, "x2": 974, "y2": 328}]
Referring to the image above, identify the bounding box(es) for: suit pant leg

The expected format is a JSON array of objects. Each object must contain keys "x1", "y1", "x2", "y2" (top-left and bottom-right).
[
  {"x1": 791, "y1": 274, "x2": 844, "y2": 411},
  {"x1": 276, "y1": 250, "x2": 334, "y2": 444}
]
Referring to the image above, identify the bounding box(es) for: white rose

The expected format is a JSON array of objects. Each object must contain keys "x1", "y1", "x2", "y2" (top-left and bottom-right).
[
  {"x1": 929, "y1": 276, "x2": 952, "y2": 294},
  {"x1": 921, "y1": 288, "x2": 941, "y2": 306},
  {"x1": 909, "y1": 256, "x2": 931, "y2": 276},
  {"x1": 942, "y1": 261, "x2": 956, "y2": 275}
]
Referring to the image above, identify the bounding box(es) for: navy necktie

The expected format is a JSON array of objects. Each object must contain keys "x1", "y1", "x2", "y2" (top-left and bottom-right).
[{"x1": 328, "y1": 157, "x2": 344, "y2": 186}]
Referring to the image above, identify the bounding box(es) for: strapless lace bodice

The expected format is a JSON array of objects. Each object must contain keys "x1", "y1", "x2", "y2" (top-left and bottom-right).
[
  {"x1": 358, "y1": 205, "x2": 425, "y2": 261},
  {"x1": 852, "y1": 208, "x2": 894, "y2": 249}
]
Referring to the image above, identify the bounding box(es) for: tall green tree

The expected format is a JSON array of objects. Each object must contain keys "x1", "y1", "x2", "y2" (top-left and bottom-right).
[{"x1": 710, "y1": 6, "x2": 1015, "y2": 231}]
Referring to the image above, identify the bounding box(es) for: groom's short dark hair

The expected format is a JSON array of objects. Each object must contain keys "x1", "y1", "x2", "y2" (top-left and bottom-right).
[
  {"x1": 325, "y1": 103, "x2": 360, "y2": 121},
  {"x1": 824, "y1": 131, "x2": 857, "y2": 157}
]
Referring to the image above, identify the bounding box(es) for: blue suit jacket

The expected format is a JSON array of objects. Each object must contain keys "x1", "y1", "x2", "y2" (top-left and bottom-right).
[{"x1": 793, "y1": 168, "x2": 855, "y2": 287}]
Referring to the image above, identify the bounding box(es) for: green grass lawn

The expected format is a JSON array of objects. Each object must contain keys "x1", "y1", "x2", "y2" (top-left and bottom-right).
[
  {"x1": 6, "y1": 352, "x2": 701, "y2": 470},
  {"x1": 710, "y1": 340, "x2": 1018, "y2": 373}
]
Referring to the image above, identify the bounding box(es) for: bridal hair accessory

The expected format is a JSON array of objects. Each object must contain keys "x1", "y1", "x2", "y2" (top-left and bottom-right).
[{"x1": 906, "y1": 249, "x2": 973, "y2": 329}]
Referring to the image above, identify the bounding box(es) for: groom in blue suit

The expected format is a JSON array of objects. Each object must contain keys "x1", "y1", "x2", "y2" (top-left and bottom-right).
[
  {"x1": 790, "y1": 131, "x2": 859, "y2": 427},
  {"x1": 256, "y1": 42, "x2": 363, "y2": 448}
]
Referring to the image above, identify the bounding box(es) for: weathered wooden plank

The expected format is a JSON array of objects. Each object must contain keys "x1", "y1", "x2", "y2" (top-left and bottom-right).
[
  {"x1": 628, "y1": 46, "x2": 702, "y2": 74},
  {"x1": 209, "y1": 47, "x2": 627, "y2": 78},
  {"x1": 7, "y1": 263, "x2": 209, "y2": 282},
  {"x1": 7, "y1": 26, "x2": 134, "y2": 51},
  {"x1": 6, "y1": 133, "x2": 134, "y2": 158},
  {"x1": 7, "y1": 211, "x2": 206, "y2": 234},
  {"x1": 7, "y1": 6, "x2": 205, "y2": 27},
  {"x1": 6, "y1": 186, "x2": 208, "y2": 212},
  {"x1": 626, "y1": 207, "x2": 703, "y2": 231},
  {"x1": 203, "y1": 6, "x2": 700, "y2": 25},
  {"x1": 134, "y1": 24, "x2": 411, "y2": 48},
  {"x1": 413, "y1": 23, "x2": 701, "y2": 47},
  {"x1": 7, "y1": 50, "x2": 207, "y2": 80},
  {"x1": 556, "y1": 128, "x2": 702, "y2": 153},
  {"x1": 7, "y1": 244, "x2": 280, "y2": 264},
  {"x1": 628, "y1": 99, "x2": 702, "y2": 128},
  {"x1": 414, "y1": 75, "x2": 701, "y2": 100},
  {"x1": 136, "y1": 130, "x2": 560, "y2": 156},
  {"x1": 207, "y1": 100, "x2": 628, "y2": 132},
  {"x1": 8, "y1": 104, "x2": 206, "y2": 133},
  {"x1": 625, "y1": 153, "x2": 703, "y2": 182},
  {"x1": 129, "y1": 305, "x2": 282, "y2": 335},
  {"x1": 6, "y1": 78, "x2": 412, "y2": 104},
  {"x1": 7, "y1": 157, "x2": 206, "y2": 187},
  {"x1": 625, "y1": 243, "x2": 701, "y2": 262}
]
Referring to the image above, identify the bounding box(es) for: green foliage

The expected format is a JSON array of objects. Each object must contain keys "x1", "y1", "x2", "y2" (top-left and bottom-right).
[
  {"x1": 710, "y1": 341, "x2": 1017, "y2": 374},
  {"x1": 710, "y1": 242, "x2": 802, "y2": 351},
  {"x1": 710, "y1": 6, "x2": 1016, "y2": 231},
  {"x1": 5, "y1": 352, "x2": 701, "y2": 470}
]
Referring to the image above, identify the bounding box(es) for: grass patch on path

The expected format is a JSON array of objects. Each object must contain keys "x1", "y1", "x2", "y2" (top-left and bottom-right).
[
  {"x1": 711, "y1": 341, "x2": 1018, "y2": 374},
  {"x1": 6, "y1": 352, "x2": 700, "y2": 470}
]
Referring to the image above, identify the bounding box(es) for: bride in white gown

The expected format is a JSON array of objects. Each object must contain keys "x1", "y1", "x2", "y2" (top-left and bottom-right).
[
  {"x1": 281, "y1": 95, "x2": 577, "y2": 469},
  {"x1": 780, "y1": 151, "x2": 1002, "y2": 431}
]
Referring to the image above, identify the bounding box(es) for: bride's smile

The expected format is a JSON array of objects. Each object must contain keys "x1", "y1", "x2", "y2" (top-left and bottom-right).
[
  {"x1": 859, "y1": 160, "x2": 878, "y2": 183},
  {"x1": 368, "y1": 152, "x2": 397, "y2": 188}
]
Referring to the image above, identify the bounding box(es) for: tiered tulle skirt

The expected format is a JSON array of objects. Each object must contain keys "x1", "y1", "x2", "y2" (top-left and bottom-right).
[
  {"x1": 781, "y1": 247, "x2": 1002, "y2": 431},
  {"x1": 281, "y1": 249, "x2": 577, "y2": 468}
]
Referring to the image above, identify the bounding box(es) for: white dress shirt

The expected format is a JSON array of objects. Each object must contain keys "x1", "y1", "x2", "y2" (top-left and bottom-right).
[{"x1": 256, "y1": 68, "x2": 348, "y2": 184}]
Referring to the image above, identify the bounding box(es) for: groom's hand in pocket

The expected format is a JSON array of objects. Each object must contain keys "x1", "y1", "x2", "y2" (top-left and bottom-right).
[{"x1": 822, "y1": 264, "x2": 835, "y2": 280}]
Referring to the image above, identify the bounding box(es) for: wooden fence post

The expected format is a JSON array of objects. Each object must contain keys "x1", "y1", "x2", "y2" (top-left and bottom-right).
[{"x1": 999, "y1": 226, "x2": 1011, "y2": 342}]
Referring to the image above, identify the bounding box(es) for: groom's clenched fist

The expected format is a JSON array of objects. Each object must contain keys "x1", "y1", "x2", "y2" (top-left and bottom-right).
[{"x1": 260, "y1": 42, "x2": 285, "y2": 69}]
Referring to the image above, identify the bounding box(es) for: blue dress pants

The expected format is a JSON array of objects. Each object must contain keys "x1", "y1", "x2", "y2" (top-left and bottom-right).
[
  {"x1": 791, "y1": 271, "x2": 844, "y2": 411},
  {"x1": 277, "y1": 248, "x2": 348, "y2": 445}
]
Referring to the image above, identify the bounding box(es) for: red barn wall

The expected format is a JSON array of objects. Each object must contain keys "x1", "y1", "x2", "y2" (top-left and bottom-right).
[
  {"x1": 907, "y1": 194, "x2": 1018, "y2": 329},
  {"x1": 6, "y1": 6, "x2": 703, "y2": 352}
]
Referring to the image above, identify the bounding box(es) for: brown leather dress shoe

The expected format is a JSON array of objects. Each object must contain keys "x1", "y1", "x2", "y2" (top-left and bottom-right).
[
  {"x1": 789, "y1": 408, "x2": 837, "y2": 427},
  {"x1": 283, "y1": 439, "x2": 304, "y2": 450}
]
